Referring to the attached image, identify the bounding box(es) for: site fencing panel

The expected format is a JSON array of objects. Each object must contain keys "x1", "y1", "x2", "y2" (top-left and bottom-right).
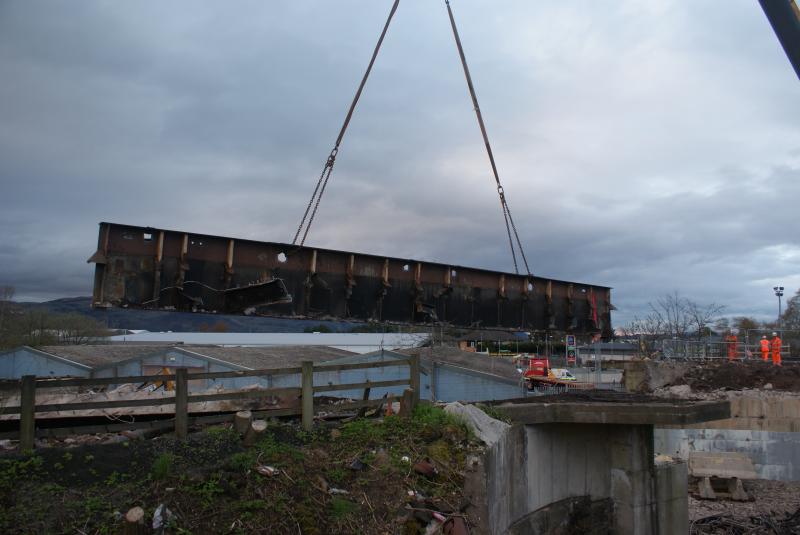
[{"x1": 658, "y1": 339, "x2": 790, "y2": 361}]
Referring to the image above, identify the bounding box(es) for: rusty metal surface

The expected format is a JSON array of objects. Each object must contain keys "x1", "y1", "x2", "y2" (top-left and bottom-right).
[{"x1": 88, "y1": 222, "x2": 613, "y2": 334}]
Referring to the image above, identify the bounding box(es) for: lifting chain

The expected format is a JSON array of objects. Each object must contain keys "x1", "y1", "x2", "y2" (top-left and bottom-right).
[
  {"x1": 292, "y1": 0, "x2": 400, "y2": 247},
  {"x1": 292, "y1": 0, "x2": 533, "y2": 280},
  {"x1": 445, "y1": 0, "x2": 531, "y2": 277}
]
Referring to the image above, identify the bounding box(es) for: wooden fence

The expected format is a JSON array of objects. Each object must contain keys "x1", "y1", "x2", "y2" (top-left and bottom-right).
[{"x1": 0, "y1": 355, "x2": 421, "y2": 451}]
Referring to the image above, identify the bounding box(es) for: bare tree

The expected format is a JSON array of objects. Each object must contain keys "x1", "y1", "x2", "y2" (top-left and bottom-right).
[
  {"x1": 0, "y1": 285, "x2": 14, "y2": 333},
  {"x1": 685, "y1": 300, "x2": 725, "y2": 338},
  {"x1": 57, "y1": 313, "x2": 111, "y2": 345},
  {"x1": 630, "y1": 291, "x2": 725, "y2": 340},
  {"x1": 620, "y1": 312, "x2": 666, "y2": 337},
  {"x1": 649, "y1": 291, "x2": 692, "y2": 339}
]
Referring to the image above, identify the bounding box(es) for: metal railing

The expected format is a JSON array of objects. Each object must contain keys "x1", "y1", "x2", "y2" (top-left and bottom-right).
[{"x1": 658, "y1": 339, "x2": 790, "y2": 361}]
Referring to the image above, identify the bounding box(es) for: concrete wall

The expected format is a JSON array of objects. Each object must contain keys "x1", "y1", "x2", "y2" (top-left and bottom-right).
[
  {"x1": 0, "y1": 348, "x2": 89, "y2": 379},
  {"x1": 655, "y1": 428, "x2": 800, "y2": 481},
  {"x1": 483, "y1": 423, "x2": 663, "y2": 534},
  {"x1": 655, "y1": 393, "x2": 800, "y2": 481},
  {"x1": 654, "y1": 461, "x2": 688, "y2": 535}
]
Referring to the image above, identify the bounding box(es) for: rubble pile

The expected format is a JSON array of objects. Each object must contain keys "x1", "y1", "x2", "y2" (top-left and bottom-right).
[
  {"x1": 678, "y1": 361, "x2": 800, "y2": 393},
  {"x1": 644, "y1": 361, "x2": 800, "y2": 397},
  {"x1": 690, "y1": 507, "x2": 800, "y2": 535}
]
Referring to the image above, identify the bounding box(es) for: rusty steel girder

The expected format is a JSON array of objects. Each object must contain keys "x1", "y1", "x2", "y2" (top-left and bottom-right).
[{"x1": 88, "y1": 222, "x2": 613, "y2": 335}]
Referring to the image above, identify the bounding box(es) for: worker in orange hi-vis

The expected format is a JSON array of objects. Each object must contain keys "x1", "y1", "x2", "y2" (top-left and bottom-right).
[
  {"x1": 771, "y1": 332, "x2": 782, "y2": 366},
  {"x1": 760, "y1": 335, "x2": 770, "y2": 362},
  {"x1": 725, "y1": 331, "x2": 738, "y2": 361}
]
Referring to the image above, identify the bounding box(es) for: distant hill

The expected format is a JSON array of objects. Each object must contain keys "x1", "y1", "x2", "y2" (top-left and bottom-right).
[{"x1": 17, "y1": 297, "x2": 365, "y2": 333}]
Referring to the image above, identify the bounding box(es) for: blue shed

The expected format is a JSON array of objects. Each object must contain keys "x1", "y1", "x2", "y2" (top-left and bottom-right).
[{"x1": 319, "y1": 348, "x2": 525, "y2": 403}]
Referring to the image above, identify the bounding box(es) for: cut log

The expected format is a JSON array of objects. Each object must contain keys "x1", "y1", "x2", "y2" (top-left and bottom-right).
[
  {"x1": 243, "y1": 419, "x2": 267, "y2": 447},
  {"x1": 234, "y1": 410, "x2": 252, "y2": 435},
  {"x1": 123, "y1": 506, "x2": 146, "y2": 535}
]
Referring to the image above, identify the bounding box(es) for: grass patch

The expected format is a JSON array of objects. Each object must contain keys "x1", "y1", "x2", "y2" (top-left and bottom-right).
[
  {"x1": 329, "y1": 497, "x2": 356, "y2": 519},
  {"x1": 0, "y1": 406, "x2": 481, "y2": 534},
  {"x1": 476, "y1": 403, "x2": 512, "y2": 423},
  {"x1": 151, "y1": 452, "x2": 175, "y2": 480}
]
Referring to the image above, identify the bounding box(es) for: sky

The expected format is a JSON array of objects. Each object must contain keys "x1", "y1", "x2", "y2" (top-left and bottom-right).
[{"x1": 1, "y1": 0, "x2": 799, "y2": 328}]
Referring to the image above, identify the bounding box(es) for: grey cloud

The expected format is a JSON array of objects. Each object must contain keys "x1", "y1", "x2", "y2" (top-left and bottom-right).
[{"x1": 1, "y1": 0, "x2": 798, "y2": 328}]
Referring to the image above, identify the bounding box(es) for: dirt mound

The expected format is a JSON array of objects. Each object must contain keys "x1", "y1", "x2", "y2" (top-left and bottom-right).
[{"x1": 678, "y1": 361, "x2": 800, "y2": 392}]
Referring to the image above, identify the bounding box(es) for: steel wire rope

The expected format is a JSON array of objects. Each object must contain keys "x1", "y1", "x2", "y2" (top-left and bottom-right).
[
  {"x1": 292, "y1": 0, "x2": 401, "y2": 249},
  {"x1": 444, "y1": 0, "x2": 532, "y2": 277}
]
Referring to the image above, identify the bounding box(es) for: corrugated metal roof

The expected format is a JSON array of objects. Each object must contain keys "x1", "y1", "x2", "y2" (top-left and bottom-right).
[
  {"x1": 35, "y1": 345, "x2": 169, "y2": 368},
  {"x1": 400, "y1": 346, "x2": 521, "y2": 380},
  {"x1": 180, "y1": 345, "x2": 355, "y2": 369},
  {"x1": 106, "y1": 332, "x2": 429, "y2": 353},
  {"x1": 28, "y1": 344, "x2": 355, "y2": 370}
]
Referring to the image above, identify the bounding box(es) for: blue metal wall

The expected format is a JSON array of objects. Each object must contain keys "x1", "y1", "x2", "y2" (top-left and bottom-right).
[{"x1": 0, "y1": 348, "x2": 90, "y2": 379}]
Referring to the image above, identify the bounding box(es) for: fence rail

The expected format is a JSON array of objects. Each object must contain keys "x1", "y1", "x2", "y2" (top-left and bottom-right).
[{"x1": 2, "y1": 356, "x2": 420, "y2": 451}]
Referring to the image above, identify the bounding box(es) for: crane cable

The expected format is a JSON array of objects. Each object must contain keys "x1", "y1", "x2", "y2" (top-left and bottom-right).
[
  {"x1": 292, "y1": 0, "x2": 533, "y2": 279},
  {"x1": 444, "y1": 0, "x2": 531, "y2": 277},
  {"x1": 292, "y1": 0, "x2": 400, "y2": 247}
]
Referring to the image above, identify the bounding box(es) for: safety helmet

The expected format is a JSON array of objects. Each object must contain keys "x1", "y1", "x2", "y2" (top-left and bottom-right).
[
  {"x1": 772, "y1": 332, "x2": 777, "y2": 336},
  {"x1": 762, "y1": 335, "x2": 767, "y2": 339}
]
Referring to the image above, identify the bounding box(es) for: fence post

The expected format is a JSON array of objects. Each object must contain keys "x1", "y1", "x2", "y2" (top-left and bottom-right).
[
  {"x1": 301, "y1": 361, "x2": 314, "y2": 432},
  {"x1": 19, "y1": 375, "x2": 36, "y2": 452},
  {"x1": 174, "y1": 368, "x2": 188, "y2": 440},
  {"x1": 409, "y1": 354, "x2": 420, "y2": 409}
]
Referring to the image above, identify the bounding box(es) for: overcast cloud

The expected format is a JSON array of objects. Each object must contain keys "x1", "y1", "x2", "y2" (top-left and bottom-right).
[{"x1": 1, "y1": 0, "x2": 798, "y2": 327}]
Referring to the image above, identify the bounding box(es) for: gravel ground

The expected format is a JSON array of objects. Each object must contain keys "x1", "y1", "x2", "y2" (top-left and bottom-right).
[{"x1": 689, "y1": 479, "x2": 800, "y2": 521}]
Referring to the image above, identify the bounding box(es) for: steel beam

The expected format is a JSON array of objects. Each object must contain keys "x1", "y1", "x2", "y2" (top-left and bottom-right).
[{"x1": 88, "y1": 222, "x2": 613, "y2": 334}]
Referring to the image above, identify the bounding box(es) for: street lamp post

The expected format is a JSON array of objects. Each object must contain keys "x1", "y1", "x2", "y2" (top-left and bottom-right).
[{"x1": 774, "y1": 286, "x2": 784, "y2": 328}]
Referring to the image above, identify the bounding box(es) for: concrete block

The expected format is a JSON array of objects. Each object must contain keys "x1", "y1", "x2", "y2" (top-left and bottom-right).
[
  {"x1": 744, "y1": 397, "x2": 763, "y2": 418},
  {"x1": 727, "y1": 477, "x2": 749, "y2": 501},
  {"x1": 688, "y1": 451, "x2": 757, "y2": 479},
  {"x1": 697, "y1": 477, "x2": 716, "y2": 499},
  {"x1": 782, "y1": 398, "x2": 800, "y2": 419}
]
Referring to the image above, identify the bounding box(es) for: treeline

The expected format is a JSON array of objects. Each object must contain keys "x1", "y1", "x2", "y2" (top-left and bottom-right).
[{"x1": 0, "y1": 286, "x2": 111, "y2": 350}]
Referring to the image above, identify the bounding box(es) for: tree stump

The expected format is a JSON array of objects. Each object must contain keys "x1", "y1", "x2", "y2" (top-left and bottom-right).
[
  {"x1": 122, "y1": 506, "x2": 146, "y2": 535},
  {"x1": 234, "y1": 410, "x2": 252, "y2": 435},
  {"x1": 243, "y1": 419, "x2": 267, "y2": 447},
  {"x1": 398, "y1": 388, "x2": 414, "y2": 417}
]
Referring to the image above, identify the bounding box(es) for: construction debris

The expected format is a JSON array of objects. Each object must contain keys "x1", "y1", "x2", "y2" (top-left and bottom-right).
[
  {"x1": 690, "y1": 507, "x2": 800, "y2": 534},
  {"x1": 443, "y1": 402, "x2": 510, "y2": 446}
]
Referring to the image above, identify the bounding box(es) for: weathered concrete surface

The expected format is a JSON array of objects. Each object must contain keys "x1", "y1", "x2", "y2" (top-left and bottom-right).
[
  {"x1": 654, "y1": 460, "x2": 688, "y2": 535},
  {"x1": 507, "y1": 496, "x2": 613, "y2": 535},
  {"x1": 495, "y1": 399, "x2": 730, "y2": 426},
  {"x1": 482, "y1": 423, "x2": 662, "y2": 534},
  {"x1": 463, "y1": 397, "x2": 731, "y2": 533},
  {"x1": 623, "y1": 361, "x2": 690, "y2": 393},
  {"x1": 653, "y1": 391, "x2": 800, "y2": 481},
  {"x1": 655, "y1": 428, "x2": 800, "y2": 481},
  {"x1": 659, "y1": 391, "x2": 800, "y2": 432},
  {"x1": 688, "y1": 451, "x2": 757, "y2": 479}
]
